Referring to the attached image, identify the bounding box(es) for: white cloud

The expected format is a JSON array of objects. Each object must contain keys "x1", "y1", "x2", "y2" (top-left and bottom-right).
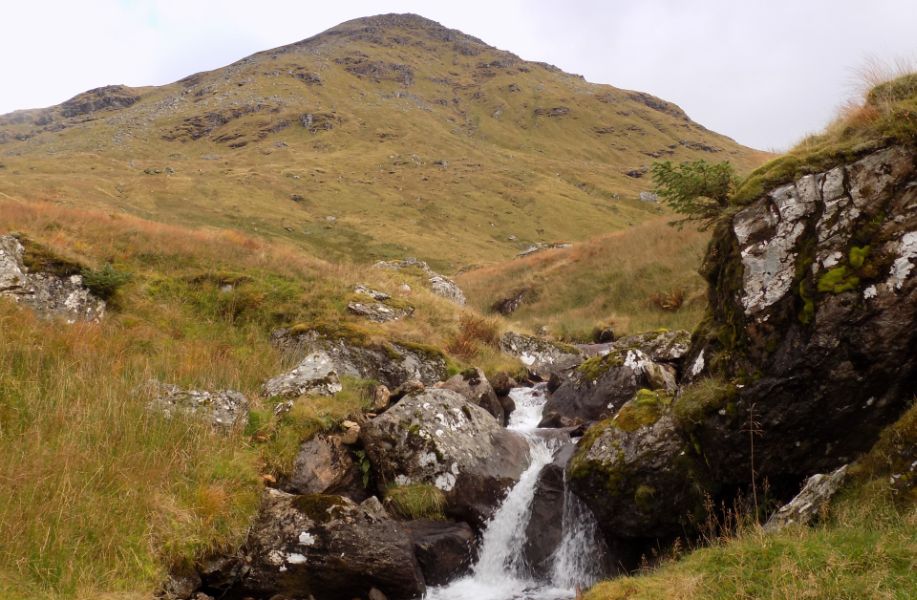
[{"x1": 1, "y1": 0, "x2": 915, "y2": 149}]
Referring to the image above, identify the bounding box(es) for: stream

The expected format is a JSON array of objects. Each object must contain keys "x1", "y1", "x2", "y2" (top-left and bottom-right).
[{"x1": 425, "y1": 385, "x2": 606, "y2": 600}]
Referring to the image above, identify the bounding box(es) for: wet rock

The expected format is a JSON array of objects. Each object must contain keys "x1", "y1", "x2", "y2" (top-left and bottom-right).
[
  {"x1": 403, "y1": 519, "x2": 475, "y2": 585},
  {"x1": 229, "y1": 489, "x2": 425, "y2": 600},
  {"x1": 374, "y1": 258, "x2": 466, "y2": 305},
  {"x1": 146, "y1": 380, "x2": 249, "y2": 430},
  {"x1": 523, "y1": 443, "x2": 574, "y2": 578},
  {"x1": 360, "y1": 388, "x2": 530, "y2": 527},
  {"x1": 540, "y1": 345, "x2": 677, "y2": 428},
  {"x1": 764, "y1": 465, "x2": 848, "y2": 532},
  {"x1": 0, "y1": 235, "x2": 106, "y2": 323},
  {"x1": 498, "y1": 331, "x2": 583, "y2": 379},
  {"x1": 567, "y1": 401, "x2": 707, "y2": 540},
  {"x1": 440, "y1": 367, "x2": 504, "y2": 424},
  {"x1": 488, "y1": 371, "x2": 518, "y2": 397},
  {"x1": 265, "y1": 329, "x2": 448, "y2": 398}
]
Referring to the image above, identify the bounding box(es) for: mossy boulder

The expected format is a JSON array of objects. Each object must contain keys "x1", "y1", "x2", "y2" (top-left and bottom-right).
[
  {"x1": 567, "y1": 394, "x2": 708, "y2": 541},
  {"x1": 685, "y1": 144, "x2": 917, "y2": 493}
]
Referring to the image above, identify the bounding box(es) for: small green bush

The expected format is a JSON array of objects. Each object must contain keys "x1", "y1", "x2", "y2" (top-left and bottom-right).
[{"x1": 81, "y1": 263, "x2": 132, "y2": 300}]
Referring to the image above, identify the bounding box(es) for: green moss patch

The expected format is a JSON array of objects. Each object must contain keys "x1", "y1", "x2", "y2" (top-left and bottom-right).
[
  {"x1": 613, "y1": 389, "x2": 672, "y2": 432},
  {"x1": 385, "y1": 483, "x2": 446, "y2": 520},
  {"x1": 673, "y1": 377, "x2": 738, "y2": 431}
]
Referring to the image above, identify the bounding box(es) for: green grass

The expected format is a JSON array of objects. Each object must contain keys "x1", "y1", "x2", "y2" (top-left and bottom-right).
[
  {"x1": 585, "y1": 482, "x2": 916, "y2": 600},
  {"x1": 385, "y1": 483, "x2": 447, "y2": 520}
]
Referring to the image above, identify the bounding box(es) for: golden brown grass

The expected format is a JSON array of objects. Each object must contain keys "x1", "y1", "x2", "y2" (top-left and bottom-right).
[{"x1": 457, "y1": 217, "x2": 710, "y2": 340}]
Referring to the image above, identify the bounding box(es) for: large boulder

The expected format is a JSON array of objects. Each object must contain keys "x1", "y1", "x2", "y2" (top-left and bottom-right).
[
  {"x1": 264, "y1": 329, "x2": 448, "y2": 398},
  {"x1": 764, "y1": 465, "x2": 848, "y2": 532},
  {"x1": 540, "y1": 331, "x2": 687, "y2": 427},
  {"x1": 499, "y1": 331, "x2": 583, "y2": 379},
  {"x1": 360, "y1": 388, "x2": 531, "y2": 527},
  {"x1": 224, "y1": 490, "x2": 425, "y2": 600},
  {"x1": 567, "y1": 392, "x2": 708, "y2": 541},
  {"x1": 403, "y1": 519, "x2": 476, "y2": 586},
  {"x1": 439, "y1": 367, "x2": 505, "y2": 425},
  {"x1": 523, "y1": 443, "x2": 574, "y2": 578},
  {"x1": 0, "y1": 234, "x2": 105, "y2": 323},
  {"x1": 682, "y1": 145, "x2": 917, "y2": 492}
]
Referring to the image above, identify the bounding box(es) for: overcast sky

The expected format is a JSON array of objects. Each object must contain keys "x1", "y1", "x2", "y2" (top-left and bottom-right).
[{"x1": 2, "y1": 0, "x2": 915, "y2": 150}]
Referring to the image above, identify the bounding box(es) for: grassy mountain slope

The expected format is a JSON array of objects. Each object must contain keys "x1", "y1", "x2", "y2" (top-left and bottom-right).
[{"x1": 0, "y1": 14, "x2": 764, "y2": 270}]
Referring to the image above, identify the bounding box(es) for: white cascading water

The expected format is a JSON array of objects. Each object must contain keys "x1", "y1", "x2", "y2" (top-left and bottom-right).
[{"x1": 425, "y1": 384, "x2": 606, "y2": 600}]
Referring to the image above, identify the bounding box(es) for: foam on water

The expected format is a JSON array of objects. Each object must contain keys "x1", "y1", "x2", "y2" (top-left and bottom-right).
[{"x1": 425, "y1": 384, "x2": 605, "y2": 600}]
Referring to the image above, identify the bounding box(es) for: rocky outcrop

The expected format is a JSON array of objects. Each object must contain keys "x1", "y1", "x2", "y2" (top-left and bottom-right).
[
  {"x1": 349, "y1": 283, "x2": 414, "y2": 322},
  {"x1": 221, "y1": 490, "x2": 425, "y2": 600},
  {"x1": 491, "y1": 286, "x2": 538, "y2": 315},
  {"x1": 146, "y1": 380, "x2": 249, "y2": 430},
  {"x1": 360, "y1": 388, "x2": 531, "y2": 527},
  {"x1": 498, "y1": 331, "x2": 583, "y2": 379},
  {"x1": 403, "y1": 519, "x2": 475, "y2": 586},
  {"x1": 374, "y1": 258, "x2": 466, "y2": 305},
  {"x1": 764, "y1": 465, "x2": 848, "y2": 532},
  {"x1": 439, "y1": 367, "x2": 506, "y2": 425},
  {"x1": 264, "y1": 329, "x2": 448, "y2": 399},
  {"x1": 0, "y1": 235, "x2": 105, "y2": 323},
  {"x1": 683, "y1": 145, "x2": 917, "y2": 490},
  {"x1": 540, "y1": 331, "x2": 688, "y2": 427}
]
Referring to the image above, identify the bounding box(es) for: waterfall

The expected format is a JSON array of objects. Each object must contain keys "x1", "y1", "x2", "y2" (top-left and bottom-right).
[{"x1": 425, "y1": 385, "x2": 608, "y2": 600}]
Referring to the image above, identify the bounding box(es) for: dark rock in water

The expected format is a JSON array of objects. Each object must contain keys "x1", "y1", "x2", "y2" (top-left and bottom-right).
[
  {"x1": 523, "y1": 443, "x2": 575, "y2": 579},
  {"x1": 683, "y1": 145, "x2": 917, "y2": 491},
  {"x1": 286, "y1": 434, "x2": 366, "y2": 501},
  {"x1": 440, "y1": 367, "x2": 505, "y2": 424},
  {"x1": 403, "y1": 519, "x2": 476, "y2": 585},
  {"x1": 360, "y1": 388, "x2": 530, "y2": 528},
  {"x1": 226, "y1": 490, "x2": 425, "y2": 600},
  {"x1": 488, "y1": 371, "x2": 518, "y2": 397},
  {"x1": 497, "y1": 393, "x2": 516, "y2": 426}
]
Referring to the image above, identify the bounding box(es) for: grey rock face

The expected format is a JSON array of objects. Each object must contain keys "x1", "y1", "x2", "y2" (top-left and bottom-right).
[
  {"x1": 374, "y1": 257, "x2": 466, "y2": 305},
  {"x1": 688, "y1": 144, "x2": 917, "y2": 487},
  {"x1": 146, "y1": 380, "x2": 249, "y2": 430},
  {"x1": 541, "y1": 331, "x2": 688, "y2": 427},
  {"x1": 439, "y1": 367, "x2": 505, "y2": 425},
  {"x1": 227, "y1": 489, "x2": 425, "y2": 600},
  {"x1": 403, "y1": 519, "x2": 476, "y2": 586},
  {"x1": 347, "y1": 300, "x2": 413, "y2": 322},
  {"x1": 360, "y1": 388, "x2": 530, "y2": 527},
  {"x1": 499, "y1": 331, "x2": 583, "y2": 379},
  {"x1": 764, "y1": 465, "x2": 848, "y2": 532},
  {"x1": 264, "y1": 329, "x2": 448, "y2": 399},
  {"x1": 0, "y1": 235, "x2": 105, "y2": 323}
]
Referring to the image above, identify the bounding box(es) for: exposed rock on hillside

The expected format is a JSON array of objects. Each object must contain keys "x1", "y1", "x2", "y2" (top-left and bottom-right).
[
  {"x1": 374, "y1": 258, "x2": 466, "y2": 305},
  {"x1": 439, "y1": 367, "x2": 507, "y2": 424},
  {"x1": 684, "y1": 145, "x2": 917, "y2": 487},
  {"x1": 360, "y1": 388, "x2": 530, "y2": 527},
  {"x1": 146, "y1": 380, "x2": 249, "y2": 430},
  {"x1": 0, "y1": 234, "x2": 105, "y2": 323},
  {"x1": 286, "y1": 434, "x2": 366, "y2": 500},
  {"x1": 264, "y1": 328, "x2": 447, "y2": 398},
  {"x1": 764, "y1": 465, "x2": 848, "y2": 532},
  {"x1": 219, "y1": 489, "x2": 425, "y2": 600},
  {"x1": 568, "y1": 145, "x2": 917, "y2": 553}
]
